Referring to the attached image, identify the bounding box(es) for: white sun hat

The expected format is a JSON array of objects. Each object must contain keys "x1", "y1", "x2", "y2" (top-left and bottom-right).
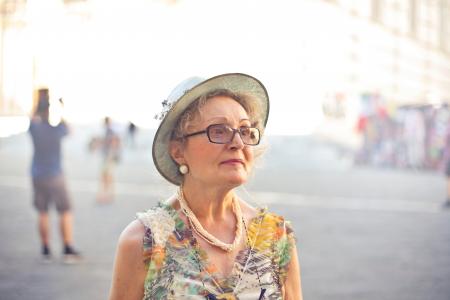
[{"x1": 152, "y1": 73, "x2": 270, "y2": 186}]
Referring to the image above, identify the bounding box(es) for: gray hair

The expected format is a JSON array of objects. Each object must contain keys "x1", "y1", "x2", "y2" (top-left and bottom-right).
[{"x1": 171, "y1": 89, "x2": 264, "y2": 141}]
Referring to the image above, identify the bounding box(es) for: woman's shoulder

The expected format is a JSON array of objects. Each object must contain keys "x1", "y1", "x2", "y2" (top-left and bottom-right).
[
  {"x1": 136, "y1": 203, "x2": 176, "y2": 227},
  {"x1": 117, "y1": 219, "x2": 146, "y2": 252},
  {"x1": 135, "y1": 203, "x2": 177, "y2": 246},
  {"x1": 242, "y1": 201, "x2": 290, "y2": 224},
  {"x1": 263, "y1": 210, "x2": 292, "y2": 227},
  {"x1": 252, "y1": 207, "x2": 295, "y2": 238},
  {"x1": 239, "y1": 200, "x2": 293, "y2": 230}
]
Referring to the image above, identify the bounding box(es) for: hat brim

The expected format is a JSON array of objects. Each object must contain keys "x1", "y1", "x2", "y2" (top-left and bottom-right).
[{"x1": 152, "y1": 73, "x2": 269, "y2": 186}]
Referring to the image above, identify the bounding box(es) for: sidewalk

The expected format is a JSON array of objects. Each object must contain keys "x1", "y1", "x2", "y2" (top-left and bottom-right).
[{"x1": 1, "y1": 131, "x2": 449, "y2": 299}]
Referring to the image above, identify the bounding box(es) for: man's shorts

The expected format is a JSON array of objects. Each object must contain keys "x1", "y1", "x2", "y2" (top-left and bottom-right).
[{"x1": 32, "y1": 175, "x2": 71, "y2": 213}]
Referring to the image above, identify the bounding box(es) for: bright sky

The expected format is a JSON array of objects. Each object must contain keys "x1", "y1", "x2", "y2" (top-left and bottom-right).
[{"x1": 6, "y1": 0, "x2": 346, "y2": 135}]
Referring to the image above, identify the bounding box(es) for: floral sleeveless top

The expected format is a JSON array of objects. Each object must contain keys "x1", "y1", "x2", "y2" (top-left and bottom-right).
[{"x1": 136, "y1": 202, "x2": 295, "y2": 299}]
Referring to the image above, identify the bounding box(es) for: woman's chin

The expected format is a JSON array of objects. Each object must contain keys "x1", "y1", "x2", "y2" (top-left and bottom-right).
[{"x1": 221, "y1": 174, "x2": 248, "y2": 187}]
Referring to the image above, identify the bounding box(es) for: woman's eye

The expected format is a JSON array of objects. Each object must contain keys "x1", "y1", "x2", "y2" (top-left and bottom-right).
[
  {"x1": 240, "y1": 127, "x2": 250, "y2": 136},
  {"x1": 211, "y1": 128, "x2": 225, "y2": 135}
]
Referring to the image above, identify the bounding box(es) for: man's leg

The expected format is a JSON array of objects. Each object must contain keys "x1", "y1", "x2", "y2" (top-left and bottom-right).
[
  {"x1": 53, "y1": 175, "x2": 82, "y2": 262},
  {"x1": 97, "y1": 165, "x2": 114, "y2": 203},
  {"x1": 38, "y1": 212, "x2": 50, "y2": 248},
  {"x1": 59, "y1": 211, "x2": 82, "y2": 263},
  {"x1": 38, "y1": 212, "x2": 52, "y2": 261},
  {"x1": 33, "y1": 178, "x2": 52, "y2": 259},
  {"x1": 104, "y1": 171, "x2": 114, "y2": 202},
  {"x1": 60, "y1": 211, "x2": 73, "y2": 246}
]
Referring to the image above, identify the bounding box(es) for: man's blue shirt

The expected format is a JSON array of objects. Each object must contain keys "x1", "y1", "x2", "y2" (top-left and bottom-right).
[{"x1": 29, "y1": 119, "x2": 68, "y2": 179}]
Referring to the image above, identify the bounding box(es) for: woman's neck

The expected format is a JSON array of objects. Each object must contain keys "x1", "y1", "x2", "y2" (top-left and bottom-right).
[{"x1": 180, "y1": 180, "x2": 235, "y2": 223}]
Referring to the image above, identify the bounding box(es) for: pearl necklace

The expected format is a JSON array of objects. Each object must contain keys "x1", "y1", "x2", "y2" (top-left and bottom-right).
[{"x1": 177, "y1": 187, "x2": 243, "y2": 252}]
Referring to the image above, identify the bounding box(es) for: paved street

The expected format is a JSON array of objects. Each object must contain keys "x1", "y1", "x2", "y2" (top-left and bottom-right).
[{"x1": 0, "y1": 127, "x2": 449, "y2": 300}]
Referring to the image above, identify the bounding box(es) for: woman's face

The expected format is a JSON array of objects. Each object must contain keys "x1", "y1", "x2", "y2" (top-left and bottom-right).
[{"x1": 176, "y1": 96, "x2": 255, "y2": 188}]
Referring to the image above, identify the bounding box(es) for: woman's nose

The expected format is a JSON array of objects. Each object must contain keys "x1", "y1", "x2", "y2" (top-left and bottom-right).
[{"x1": 228, "y1": 130, "x2": 245, "y2": 149}]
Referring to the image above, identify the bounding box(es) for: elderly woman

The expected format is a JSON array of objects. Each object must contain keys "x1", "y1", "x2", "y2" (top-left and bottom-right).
[{"x1": 109, "y1": 73, "x2": 303, "y2": 299}]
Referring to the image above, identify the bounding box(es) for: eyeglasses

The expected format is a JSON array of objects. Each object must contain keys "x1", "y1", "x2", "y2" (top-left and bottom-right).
[{"x1": 183, "y1": 124, "x2": 261, "y2": 145}]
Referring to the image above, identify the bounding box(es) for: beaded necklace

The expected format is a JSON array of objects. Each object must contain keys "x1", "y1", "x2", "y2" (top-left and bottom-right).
[
  {"x1": 177, "y1": 186, "x2": 243, "y2": 252},
  {"x1": 176, "y1": 187, "x2": 267, "y2": 298}
]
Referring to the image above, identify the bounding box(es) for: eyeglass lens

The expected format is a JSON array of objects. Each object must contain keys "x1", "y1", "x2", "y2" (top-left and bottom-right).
[{"x1": 207, "y1": 124, "x2": 260, "y2": 145}]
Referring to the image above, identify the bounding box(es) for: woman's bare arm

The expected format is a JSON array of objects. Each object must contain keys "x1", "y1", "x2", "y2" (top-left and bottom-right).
[
  {"x1": 109, "y1": 220, "x2": 147, "y2": 300},
  {"x1": 283, "y1": 244, "x2": 303, "y2": 300}
]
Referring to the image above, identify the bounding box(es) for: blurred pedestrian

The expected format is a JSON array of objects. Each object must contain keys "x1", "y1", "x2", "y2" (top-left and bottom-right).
[
  {"x1": 404, "y1": 108, "x2": 426, "y2": 168},
  {"x1": 442, "y1": 104, "x2": 450, "y2": 208},
  {"x1": 109, "y1": 73, "x2": 302, "y2": 299},
  {"x1": 96, "y1": 116, "x2": 121, "y2": 203},
  {"x1": 445, "y1": 160, "x2": 450, "y2": 208},
  {"x1": 28, "y1": 89, "x2": 82, "y2": 263},
  {"x1": 126, "y1": 121, "x2": 138, "y2": 148}
]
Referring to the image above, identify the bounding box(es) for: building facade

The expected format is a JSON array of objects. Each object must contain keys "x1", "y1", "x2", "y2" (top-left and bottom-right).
[{"x1": 0, "y1": 0, "x2": 449, "y2": 124}]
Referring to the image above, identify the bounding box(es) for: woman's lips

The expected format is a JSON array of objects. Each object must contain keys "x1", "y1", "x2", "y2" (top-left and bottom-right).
[{"x1": 220, "y1": 159, "x2": 244, "y2": 165}]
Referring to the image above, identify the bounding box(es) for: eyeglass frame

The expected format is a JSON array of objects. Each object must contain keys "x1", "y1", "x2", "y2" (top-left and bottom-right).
[{"x1": 182, "y1": 123, "x2": 261, "y2": 145}]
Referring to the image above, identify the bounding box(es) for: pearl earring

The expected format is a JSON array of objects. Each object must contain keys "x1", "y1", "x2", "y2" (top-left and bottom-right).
[{"x1": 179, "y1": 164, "x2": 189, "y2": 175}]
